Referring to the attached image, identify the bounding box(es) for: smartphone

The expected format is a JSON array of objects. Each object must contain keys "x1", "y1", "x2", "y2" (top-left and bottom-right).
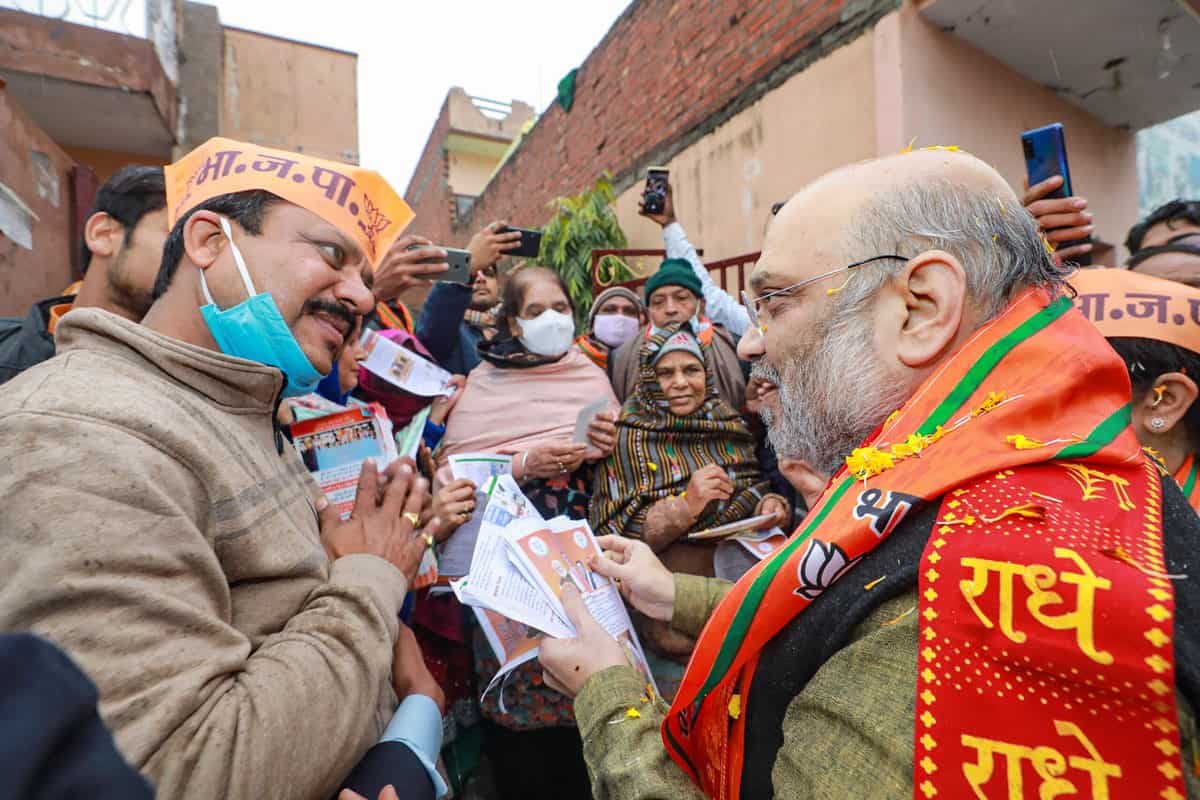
[
  {"x1": 1022, "y1": 123, "x2": 1090, "y2": 265},
  {"x1": 642, "y1": 167, "x2": 669, "y2": 215},
  {"x1": 410, "y1": 245, "x2": 472, "y2": 283},
  {"x1": 496, "y1": 225, "x2": 543, "y2": 259}
]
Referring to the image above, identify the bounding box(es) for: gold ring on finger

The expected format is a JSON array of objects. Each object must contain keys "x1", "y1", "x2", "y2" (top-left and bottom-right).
[{"x1": 403, "y1": 511, "x2": 420, "y2": 526}]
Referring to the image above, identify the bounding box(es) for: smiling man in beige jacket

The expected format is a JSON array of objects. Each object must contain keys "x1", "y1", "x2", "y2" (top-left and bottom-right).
[{"x1": 0, "y1": 139, "x2": 432, "y2": 800}]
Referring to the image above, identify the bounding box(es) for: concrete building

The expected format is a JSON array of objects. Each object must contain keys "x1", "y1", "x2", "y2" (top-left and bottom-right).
[
  {"x1": 0, "y1": 0, "x2": 359, "y2": 315},
  {"x1": 405, "y1": 88, "x2": 536, "y2": 248},
  {"x1": 408, "y1": 0, "x2": 1200, "y2": 288}
]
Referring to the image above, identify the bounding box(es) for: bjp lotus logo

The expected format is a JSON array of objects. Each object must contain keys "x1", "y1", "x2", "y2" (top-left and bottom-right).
[{"x1": 793, "y1": 538, "x2": 860, "y2": 600}]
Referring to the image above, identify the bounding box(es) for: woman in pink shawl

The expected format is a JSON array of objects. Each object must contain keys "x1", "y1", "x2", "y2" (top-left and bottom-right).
[
  {"x1": 436, "y1": 266, "x2": 617, "y2": 800},
  {"x1": 437, "y1": 267, "x2": 618, "y2": 517}
]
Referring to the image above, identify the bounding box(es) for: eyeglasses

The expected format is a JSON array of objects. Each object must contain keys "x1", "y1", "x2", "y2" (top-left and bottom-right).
[{"x1": 740, "y1": 254, "x2": 909, "y2": 332}]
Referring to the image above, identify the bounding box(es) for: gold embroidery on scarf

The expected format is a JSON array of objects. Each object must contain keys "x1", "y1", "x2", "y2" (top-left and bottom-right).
[
  {"x1": 961, "y1": 720, "x2": 1121, "y2": 799},
  {"x1": 1060, "y1": 463, "x2": 1136, "y2": 511},
  {"x1": 959, "y1": 547, "x2": 1113, "y2": 665}
]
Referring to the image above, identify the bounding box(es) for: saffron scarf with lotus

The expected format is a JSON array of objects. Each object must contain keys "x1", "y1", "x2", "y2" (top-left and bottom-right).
[
  {"x1": 664, "y1": 289, "x2": 1185, "y2": 800},
  {"x1": 589, "y1": 323, "x2": 768, "y2": 540}
]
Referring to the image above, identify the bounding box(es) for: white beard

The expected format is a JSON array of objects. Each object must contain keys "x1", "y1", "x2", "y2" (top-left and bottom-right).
[{"x1": 754, "y1": 304, "x2": 913, "y2": 476}]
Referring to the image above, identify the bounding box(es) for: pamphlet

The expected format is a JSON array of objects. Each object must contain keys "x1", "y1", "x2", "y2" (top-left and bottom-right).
[
  {"x1": 361, "y1": 329, "x2": 457, "y2": 397},
  {"x1": 290, "y1": 405, "x2": 397, "y2": 520},
  {"x1": 714, "y1": 527, "x2": 787, "y2": 581},
  {"x1": 394, "y1": 405, "x2": 431, "y2": 462},
  {"x1": 504, "y1": 517, "x2": 659, "y2": 694},
  {"x1": 448, "y1": 452, "x2": 513, "y2": 486},
  {"x1": 439, "y1": 473, "x2": 531, "y2": 579},
  {"x1": 686, "y1": 513, "x2": 776, "y2": 541},
  {"x1": 572, "y1": 397, "x2": 611, "y2": 443},
  {"x1": 449, "y1": 480, "x2": 660, "y2": 696}
]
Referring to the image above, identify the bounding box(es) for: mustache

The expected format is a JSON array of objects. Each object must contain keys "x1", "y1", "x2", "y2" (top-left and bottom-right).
[
  {"x1": 749, "y1": 359, "x2": 782, "y2": 385},
  {"x1": 302, "y1": 298, "x2": 357, "y2": 343}
]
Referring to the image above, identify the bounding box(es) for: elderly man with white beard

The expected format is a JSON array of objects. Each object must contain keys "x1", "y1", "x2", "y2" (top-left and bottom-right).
[{"x1": 537, "y1": 149, "x2": 1200, "y2": 800}]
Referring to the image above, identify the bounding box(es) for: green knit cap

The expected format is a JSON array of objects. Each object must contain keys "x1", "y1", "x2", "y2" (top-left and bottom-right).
[{"x1": 644, "y1": 258, "x2": 702, "y2": 300}]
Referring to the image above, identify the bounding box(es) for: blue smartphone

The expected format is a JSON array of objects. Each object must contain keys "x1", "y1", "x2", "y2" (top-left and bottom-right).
[{"x1": 1021, "y1": 123, "x2": 1090, "y2": 264}]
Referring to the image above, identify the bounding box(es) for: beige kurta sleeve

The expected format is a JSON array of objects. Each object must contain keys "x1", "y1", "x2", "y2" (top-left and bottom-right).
[
  {"x1": 573, "y1": 665, "x2": 704, "y2": 800},
  {"x1": 0, "y1": 411, "x2": 406, "y2": 800},
  {"x1": 671, "y1": 573, "x2": 733, "y2": 637}
]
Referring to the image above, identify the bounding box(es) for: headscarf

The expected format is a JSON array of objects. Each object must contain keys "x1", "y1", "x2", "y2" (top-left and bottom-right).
[{"x1": 589, "y1": 322, "x2": 768, "y2": 538}]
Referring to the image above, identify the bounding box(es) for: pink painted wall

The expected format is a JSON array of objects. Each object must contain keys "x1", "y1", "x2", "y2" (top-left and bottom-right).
[{"x1": 874, "y1": 5, "x2": 1138, "y2": 265}]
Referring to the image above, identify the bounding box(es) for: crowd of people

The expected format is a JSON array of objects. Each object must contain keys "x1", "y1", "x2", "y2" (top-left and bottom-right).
[{"x1": 0, "y1": 129, "x2": 1198, "y2": 800}]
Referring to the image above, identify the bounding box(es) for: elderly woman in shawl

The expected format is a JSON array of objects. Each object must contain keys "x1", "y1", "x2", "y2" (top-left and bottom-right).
[
  {"x1": 590, "y1": 323, "x2": 789, "y2": 694},
  {"x1": 434, "y1": 266, "x2": 618, "y2": 799},
  {"x1": 591, "y1": 323, "x2": 789, "y2": 563}
]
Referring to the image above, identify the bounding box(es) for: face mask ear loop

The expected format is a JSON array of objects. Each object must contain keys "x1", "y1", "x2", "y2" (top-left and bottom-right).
[{"x1": 217, "y1": 216, "x2": 259, "y2": 300}]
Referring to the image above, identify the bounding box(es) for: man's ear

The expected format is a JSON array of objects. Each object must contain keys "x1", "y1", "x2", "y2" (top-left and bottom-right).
[
  {"x1": 892, "y1": 250, "x2": 968, "y2": 370},
  {"x1": 83, "y1": 212, "x2": 124, "y2": 261},
  {"x1": 182, "y1": 210, "x2": 228, "y2": 272},
  {"x1": 1135, "y1": 372, "x2": 1198, "y2": 436}
]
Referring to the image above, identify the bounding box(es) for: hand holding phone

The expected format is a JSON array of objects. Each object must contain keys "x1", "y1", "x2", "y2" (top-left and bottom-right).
[
  {"x1": 640, "y1": 168, "x2": 670, "y2": 220},
  {"x1": 409, "y1": 244, "x2": 472, "y2": 283},
  {"x1": 494, "y1": 225, "x2": 543, "y2": 259},
  {"x1": 1021, "y1": 124, "x2": 1093, "y2": 266}
]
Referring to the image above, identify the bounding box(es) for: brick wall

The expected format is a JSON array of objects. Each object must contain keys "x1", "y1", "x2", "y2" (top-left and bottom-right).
[
  {"x1": 404, "y1": 98, "x2": 455, "y2": 246},
  {"x1": 454, "y1": 0, "x2": 898, "y2": 240},
  {"x1": 0, "y1": 85, "x2": 76, "y2": 315}
]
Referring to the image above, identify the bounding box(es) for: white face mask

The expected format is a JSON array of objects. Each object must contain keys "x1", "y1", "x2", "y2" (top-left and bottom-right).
[{"x1": 516, "y1": 309, "x2": 576, "y2": 357}]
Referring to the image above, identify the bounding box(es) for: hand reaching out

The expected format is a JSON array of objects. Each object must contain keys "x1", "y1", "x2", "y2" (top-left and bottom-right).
[
  {"x1": 373, "y1": 235, "x2": 448, "y2": 301},
  {"x1": 538, "y1": 582, "x2": 630, "y2": 698},
  {"x1": 638, "y1": 182, "x2": 677, "y2": 228},
  {"x1": 590, "y1": 535, "x2": 675, "y2": 622},
  {"x1": 429, "y1": 375, "x2": 466, "y2": 426},
  {"x1": 467, "y1": 221, "x2": 523, "y2": 270}
]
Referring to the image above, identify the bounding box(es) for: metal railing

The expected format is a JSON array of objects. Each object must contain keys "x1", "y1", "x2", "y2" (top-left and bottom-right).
[
  {"x1": 590, "y1": 248, "x2": 759, "y2": 298},
  {"x1": 470, "y1": 95, "x2": 514, "y2": 120}
]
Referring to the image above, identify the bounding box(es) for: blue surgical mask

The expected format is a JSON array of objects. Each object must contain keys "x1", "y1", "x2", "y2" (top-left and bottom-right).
[{"x1": 199, "y1": 216, "x2": 325, "y2": 397}]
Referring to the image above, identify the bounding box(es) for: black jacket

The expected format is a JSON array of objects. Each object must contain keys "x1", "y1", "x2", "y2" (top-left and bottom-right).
[
  {"x1": 0, "y1": 295, "x2": 72, "y2": 385},
  {"x1": 0, "y1": 633, "x2": 154, "y2": 800}
]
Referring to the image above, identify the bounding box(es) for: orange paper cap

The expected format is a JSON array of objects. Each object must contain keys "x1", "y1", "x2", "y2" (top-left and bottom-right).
[
  {"x1": 164, "y1": 137, "x2": 413, "y2": 268},
  {"x1": 1069, "y1": 268, "x2": 1200, "y2": 356}
]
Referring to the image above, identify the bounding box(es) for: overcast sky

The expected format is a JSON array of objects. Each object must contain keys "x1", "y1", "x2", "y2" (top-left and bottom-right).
[{"x1": 196, "y1": 0, "x2": 630, "y2": 194}]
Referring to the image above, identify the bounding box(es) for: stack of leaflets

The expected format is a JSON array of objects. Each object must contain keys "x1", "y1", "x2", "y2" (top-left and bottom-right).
[{"x1": 450, "y1": 474, "x2": 659, "y2": 698}]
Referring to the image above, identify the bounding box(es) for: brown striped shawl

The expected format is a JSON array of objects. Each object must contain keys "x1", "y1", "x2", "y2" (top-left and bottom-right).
[{"x1": 589, "y1": 323, "x2": 769, "y2": 539}]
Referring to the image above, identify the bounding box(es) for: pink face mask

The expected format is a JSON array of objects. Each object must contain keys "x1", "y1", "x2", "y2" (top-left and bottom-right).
[{"x1": 593, "y1": 313, "x2": 641, "y2": 348}]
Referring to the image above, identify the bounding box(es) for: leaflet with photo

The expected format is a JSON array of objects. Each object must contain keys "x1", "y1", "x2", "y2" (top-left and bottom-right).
[
  {"x1": 503, "y1": 518, "x2": 659, "y2": 696},
  {"x1": 361, "y1": 329, "x2": 457, "y2": 397},
  {"x1": 290, "y1": 405, "x2": 397, "y2": 520}
]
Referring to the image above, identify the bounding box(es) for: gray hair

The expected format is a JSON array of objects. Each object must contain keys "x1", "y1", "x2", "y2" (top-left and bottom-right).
[{"x1": 839, "y1": 177, "x2": 1072, "y2": 319}]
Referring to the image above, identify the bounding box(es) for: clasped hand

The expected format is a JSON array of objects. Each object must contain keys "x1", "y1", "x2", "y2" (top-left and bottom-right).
[{"x1": 318, "y1": 457, "x2": 430, "y2": 586}]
